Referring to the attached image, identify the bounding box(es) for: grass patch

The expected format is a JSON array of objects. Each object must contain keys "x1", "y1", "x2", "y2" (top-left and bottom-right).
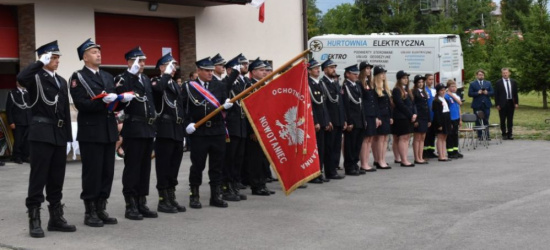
[{"x1": 462, "y1": 89, "x2": 550, "y2": 140}]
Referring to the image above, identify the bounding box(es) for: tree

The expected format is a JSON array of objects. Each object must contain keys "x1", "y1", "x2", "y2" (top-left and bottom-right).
[
  {"x1": 511, "y1": 0, "x2": 550, "y2": 108},
  {"x1": 501, "y1": 0, "x2": 533, "y2": 29},
  {"x1": 381, "y1": 0, "x2": 419, "y2": 34},
  {"x1": 307, "y1": 0, "x2": 322, "y2": 39},
  {"x1": 319, "y1": 3, "x2": 362, "y2": 34},
  {"x1": 354, "y1": 0, "x2": 388, "y2": 33}
]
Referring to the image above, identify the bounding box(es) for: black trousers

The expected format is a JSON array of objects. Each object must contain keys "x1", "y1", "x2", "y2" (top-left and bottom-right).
[
  {"x1": 155, "y1": 138, "x2": 184, "y2": 190},
  {"x1": 26, "y1": 141, "x2": 67, "y2": 208},
  {"x1": 245, "y1": 138, "x2": 268, "y2": 189},
  {"x1": 499, "y1": 100, "x2": 515, "y2": 136},
  {"x1": 324, "y1": 126, "x2": 342, "y2": 177},
  {"x1": 423, "y1": 124, "x2": 435, "y2": 153},
  {"x1": 315, "y1": 128, "x2": 325, "y2": 174},
  {"x1": 80, "y1": 142, "x2": 116, "y2": 201},
  {"x1": 12, "y1": 125, "x2": 30, "y2": 160},
  {"x1": 446, "y1": 120, "x2": 460, "y2": 153},
  {"x1": 122, "y1": 137, "x2": 154, "y2": 196},
  {"x1": 224, "y1": 135, "x2": 246, "y2": 183},
  {"x1": 188, "y1": 134, "x2": 225, "y2": 187},
  {"x1": 343, "y1": 128, "x2": 362, "y2": 171}
]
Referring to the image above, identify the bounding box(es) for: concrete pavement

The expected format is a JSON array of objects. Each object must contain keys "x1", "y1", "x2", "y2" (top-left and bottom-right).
[{"x1": 0, "y1": 139, "x2": 549, "y2": 250}]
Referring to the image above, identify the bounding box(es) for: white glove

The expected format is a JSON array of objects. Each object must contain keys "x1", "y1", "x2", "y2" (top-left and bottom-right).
[
  {"x1": 223, "y1": 98, "x2": 233, "y2": 109},
  {"x1": 39, "y1": 52, "x2": 52, "y2": 65},
  {"x1": 232, "y1": 64, "x2": 241, "y2": 72},
  {"x1": 102, "y1": 93, "x2": 118, "y2": 103},
  {"x1": 129, "y1": 59, "x2": 140, "y2": 75},
  {"x1": 164, "y1": 62, "x2": 175, "y2": 75},
  {"x1": 121, "y1": 93, "x2": 134, "y2": 103},
  {"x1": 186, "y1": 123, "x2": 196, "y2": 134}
]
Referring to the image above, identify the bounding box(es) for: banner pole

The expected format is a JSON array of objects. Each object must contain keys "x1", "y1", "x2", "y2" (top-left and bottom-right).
[{"x1": 194, "y1": 49, "x2": 310, "y2": 128}]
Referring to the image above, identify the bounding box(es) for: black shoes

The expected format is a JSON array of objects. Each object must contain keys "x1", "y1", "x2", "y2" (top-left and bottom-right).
[
  {"x1": 326, "y1": 174, "x2": 346, "y2": 180},
  {"x1": 189, "y1": 186, "x2": 202, "y2": 209},
  {"x1": 124, "y1": 196, "x2": 143, "y2": 220},
  {"x1": 375, "y1": 162, "x2": 392, "y2": 170},
  {"x1": 28, "y1": 206, "x2": 44, "y2": 238},
  {"x1": 167, "y1": 188, "x2": 186, "y2": 212},
  {"x1": 12, "y1": 158, "x2": 23, "y2": 164},
  {"x1": 96, "y1": 198, "x2": 117, "y2": 224},
  {"x1": 423, "y1": 152, "x2": 438, "y2": 159},
  {"x1": 137, "y1": 196, "x2": 158, "y2": 218},
  {"x1": 345, "y1": 170, "x2": 361, "y2": 176},
  {"x1": 400, "y1": 163, "x2": 415, "y2": 167},
  {"x1": 232, "y1": 183, "x2": 247, "y2": 200},
  {"x1": 438, "y1": 158, "x2": 452, "y2": 162},
  {"x1": 84, "y1": 200, "x2": 103, "y2": 227},
  {"x1": 414, "y1": 160, "x2": 429, "y2": 165},
  {"x1": 210, "y1": 185, "x2": 229, "y2": 208},
  {"x1": 158, "y1": 190, "x2": 178, "y2": 213},
  {"x1": 222, "y1": 183, "x2": 241, "y2": 202},
  {"x1": 251, "y1": 187, "x2": 271, "y2": 196},
  {"x1": 47, "y1": 203, "x2": 77, "y2": 232},
  {"x1": 309, "y1": 177, "x2": 324, "y2": 183}
]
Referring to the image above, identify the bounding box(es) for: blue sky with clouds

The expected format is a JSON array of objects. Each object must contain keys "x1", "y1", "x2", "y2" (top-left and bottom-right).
[{"x1": 316, "y1": 0, "x2": 500, "y2": 14}]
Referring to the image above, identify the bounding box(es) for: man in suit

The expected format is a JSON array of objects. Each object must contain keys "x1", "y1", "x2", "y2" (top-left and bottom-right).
[
  {"x1": 151, "y1": 53, "x2": 186, "y2": 214},
  {"x1": 468, "y1": 69, "x2": 494, "y2": 138},
  {"x1": 342, "y1": 64, "x2": 365, "y2": 176},
  {"x1": 308, "y1": 59, "x2": 331, "y2": 183},
  {"x1": 183, "y1": 57, "x2": 234, "y2": 208},
  {"x1": 70, "y1": 38, "x2": 122, "y2": 227},
  {"x1": 17, "y1": 41, "x2": 76, "y2": 238},
  {"x1": 115, "y1": 46, "x2": 157, "y2": 220},
  {"x1": 319, "y1": 59, "x2": 346, "y2": 179},
  {"x1": 5, "y1": 82, "x2": 32, "y2": 164},
  {"x1": 494, "y1": 68, "x2": 519, "y2": 140}
]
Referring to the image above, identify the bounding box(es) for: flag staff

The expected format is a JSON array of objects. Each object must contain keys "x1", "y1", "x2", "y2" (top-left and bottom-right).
[{"x1": 193, "y1": 49, "x2": 310, "y2": 128}]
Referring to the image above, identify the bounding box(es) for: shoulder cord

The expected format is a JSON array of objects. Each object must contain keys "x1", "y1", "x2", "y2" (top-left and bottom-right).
[
  {"x1": 27, "y1": 74, "x2": 59, "y2": 112},
  {"x1": 9, "y1": 91, "x2": 30, "y2": 109},
  {"x1": 76, "y1": 72, "x2": 99, "y2": 98},
  {"x1": 344, "y1": 84, "x2": 362, "y2": 105},
  {"x1": 320, "y1": 80, "x2": 339, "y2": 103},
  {"x1": 309, "y1": 86, "x2": 324, "y2": 105},
  {"x1": 185, "y1": 83, "x2": 206, "y2": 106}
]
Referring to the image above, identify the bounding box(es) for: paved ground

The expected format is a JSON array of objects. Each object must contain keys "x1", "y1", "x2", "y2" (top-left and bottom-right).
[{"x1": 0, "y1": 139, "x2": 549, "y2": 250}]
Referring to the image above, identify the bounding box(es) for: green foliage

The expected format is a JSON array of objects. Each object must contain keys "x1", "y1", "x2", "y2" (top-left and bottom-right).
[
  {"x1": 307, "y1": 0, "x2": 322, "y2": 39},
  {"x1": 501, "y1": 0, "x2": 533, "y2": 29},
  {"x1": 319, "y1": 3, "x2": 361, "y2": 34}
]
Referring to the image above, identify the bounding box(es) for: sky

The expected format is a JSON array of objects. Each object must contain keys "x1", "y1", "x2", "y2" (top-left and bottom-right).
[{"x1": 316, "y1": 0, "x2": 500, "y2": 14}]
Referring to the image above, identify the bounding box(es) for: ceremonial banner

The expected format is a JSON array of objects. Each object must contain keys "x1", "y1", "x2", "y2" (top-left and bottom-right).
[{"x1": 242, "y1": 60, "x2": 320, "y2": 195}]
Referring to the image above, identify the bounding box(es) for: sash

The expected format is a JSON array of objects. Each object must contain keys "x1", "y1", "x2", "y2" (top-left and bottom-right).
[
  {"x1": 189, "y1": 81, "x2": 230, "y2": 142},
  {"x1": 92, "y1": 91, "x2": 134, "y2": 112}
]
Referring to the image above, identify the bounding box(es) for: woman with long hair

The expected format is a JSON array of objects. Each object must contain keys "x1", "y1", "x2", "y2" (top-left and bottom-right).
[
  {"x1": 372, "y1": 66, "x2": 392, "y2": 169},
  {"x1": 411, "y1": 75, "x2": 430, "y2": 164},
  {"x1": 391, "y1": 70, "x2": 416, "y2": 167},
  {"x1": 432, "y1": 84, "x2": 452, "y2": 161},
  {"x1": 358, "y1": 62, "x2": 380, "y2": 172}
]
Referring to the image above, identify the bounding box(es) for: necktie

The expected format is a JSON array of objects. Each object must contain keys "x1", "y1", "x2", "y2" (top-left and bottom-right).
[
  {"x1": 53, "y1": 75, "x2": 61, "y2": 88},
  {"x1": 479, "y1": 80, "x2": 482, "y2": 87},
  {"x1": 205, "y1": 82, "x2": 209, "y2": 89},
  {"x1": 139, "y1": 75, "x2": 144, "y2": 86},
  {"x1": 505, "y1": 79, "x2": 511, "y2": 99}
]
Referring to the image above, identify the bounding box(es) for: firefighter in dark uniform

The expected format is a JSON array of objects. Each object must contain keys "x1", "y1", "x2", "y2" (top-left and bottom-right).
[
  {"x1": 151, "y1": 53, "x2": 186, "y2": 214},
  {"x1": 343, "y1": 64, "x2": 366, "y2": 176},
  {"x1": 319, "y1": 59, "x2": 346, "y2": 179},
  {"x1": 184, "y1": 57, "x2": 234, "y2": 209},
  {"x1": 234, "y1": 54, "x2": 251, "y2": 189},
  {"x1": 17, "y1": 41, "x2": 76, "y2": 238},
  {"x1": 115, "y1": 46, "x2": 158, "y2": 220},
  {"x1": 307, "y1": 59, "x2": 331, "y2": 184},
  {"x1": 222, "y1": 55, "x2": 249, "y2": 201},
  {"x1": 70, "y1": 39, "x2": 121, "y2": 227},
  {"x1": 5, "y1": 82, "x2": 32, "y2": 164}
]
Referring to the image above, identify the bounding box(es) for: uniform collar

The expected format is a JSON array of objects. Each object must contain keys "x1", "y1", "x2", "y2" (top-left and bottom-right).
[
  {"x1": 86, "y1": 66, "x2": 99, "y2": 75},
  {"x1": 43, "y1": 68, "x2": 55, "y2": 78},
  {"x1": 310, "y1": 76, "x2": 319, "y2": 84}
]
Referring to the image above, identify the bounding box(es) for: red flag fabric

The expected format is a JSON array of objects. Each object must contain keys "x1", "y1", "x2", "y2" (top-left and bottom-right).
[
  {"x1": 259, "y1": 3, "x2": 265, "y2": 23},
  {"x1": 242, "y1": 61, "x2": 320, "y2": 195}
]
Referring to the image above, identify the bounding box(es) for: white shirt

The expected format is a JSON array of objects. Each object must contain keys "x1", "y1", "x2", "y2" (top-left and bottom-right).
[
  {"x1": 213, "y1": 74, "x2": 222, "y2": 81},
  {"x1": 439, "y1": 96, "x2": 449, "y2": 113},
  {"x1": 86, "y1": 66, "x2": 99, "y2": 75},
  {"x1": 44, "y1": 68, "x2": 55, "y2": 78},
  {"x1": 323, "y1": 75, "x2": 333, "y2": 84},
  {"x1": 427, "y1": 86, "x2": 436, "y2": 98},
  {"x1": 310, "y1": 76, "x2": 320, "y2": 84},
  {"x1": 502, "y1": 78, "x2": 512, "y2": 99},
  {"x1": 347, "y1": 79, "x2": 355, "y2": 87}
]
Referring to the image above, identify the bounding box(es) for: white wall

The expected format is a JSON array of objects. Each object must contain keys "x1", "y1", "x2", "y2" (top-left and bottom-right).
[{"x1": 195, "y1": 0, "x2": 304, "y2": 70}]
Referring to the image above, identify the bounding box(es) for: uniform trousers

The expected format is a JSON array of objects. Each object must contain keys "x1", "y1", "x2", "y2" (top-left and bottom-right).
[
  {"x1": 446, "y1": 119, "x2": 460, "y2": 153},
  {"x1": 324, "y1": 127, "x2": 342, "y2": 177},
  {"x1": 188, "y1": 134, "x2": 225, "y2": 186},
  {"x1": 12, "y1": 125, "x2": 30, "y2": 160},
  {"x1": 122, "y1": 137, "x2": 154, "y2": 196},
  {"x1": 26, "y1": 141, "x2": 67, "y2": 208},
  {"x1": 315, "y1": 129, "x2": 326, "y2": 174},
  {"x1": 79, "y1": 142, "x2": 115, "y2": 200},
  {"x1": 423, "y1": 125, "x2": 436, "y2": 153},
  {"x1": 343, "y1": 127, "x2": 363, "y2": 171},
  {"x1": 155, "y1": 138, "x2": 184, "y2": 190},
  {"x1": 224, "y1": 136, "x2": 246, "y2": 184},
  {"x1": 245, "y1": 138, "x2": 269, "y2": 189}
]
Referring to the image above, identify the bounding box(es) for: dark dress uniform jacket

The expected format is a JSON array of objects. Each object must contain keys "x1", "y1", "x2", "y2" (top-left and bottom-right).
[
  {"x1": 182, "y1": 78, "x2": 227, "y2": 136},
  {"x1": 320, "y1": 76, "x2": 346, "y2": 126},
  {"x1": 152, "y1": 74, "x2": 184, "y2": 141},
  {"x1": 6, "y1": 88, "x2": 32, "y2": 126},
  {"x1": 16, "y1": 61, "x2": 72, "y2": 146},
  {"x1": 361, "y1": 82, "x2": 380, "y2": 118},
  {"x1": 413, "y1": 88, "x2": 430, "y2": 121},
  {"x1": 309, "y1": 77, "x2": 330, "y2": 127},
  {"x1": 431, "y1": 97, "x2": 449, "y2": 129},
  {"x1": 377, "y1": 90, "x2": 392, "y2": 117},
  {"x1": 392, "y1": 88, "x2": 416, "y2": 120},
  {"x1": 115, "y1": 71, "x2": 156, "y2": 138},
  {"x1": 224, "y1": 71, "x2": 247, "y2": 138},
  {"x1": 70, "y1": 67, "x2": 121, "y2": 143},
  {"x1": 343, "y1": 80, "x2": 365, "y2": 128}
]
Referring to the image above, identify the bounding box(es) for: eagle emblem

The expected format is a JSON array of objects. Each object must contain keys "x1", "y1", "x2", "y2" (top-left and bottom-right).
[{"x1": 275, "y1": 106, "x2": 308, "y2": 146}]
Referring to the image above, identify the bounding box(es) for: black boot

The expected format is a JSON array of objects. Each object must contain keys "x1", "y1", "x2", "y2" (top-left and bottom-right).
[
  {"x1": 222, "y1": 182, "x2": 240, "y2": 202},
  {"x1": 47, "y1": 203, "x2": 77, "y2": 232},
  {"x1": 124, "y1": 195, "x2": 143, "y2": 220},
  {"x1": 232, "y1": 182, "x2": 247, "y2": 200},
  {"x1": 83, "y1": 200, "x2": 103, "y2": 227},
  {"x1": 28, "y1": 206, "x2": 45, "y2": 238},
  {"x1": 137, "y1": 196, "x2": 158, "y2": 218},
  {"x1": 209, "y1": 185, "x2": 228, "y2": 208},
  {"x1": 96, "y1": 198, "x2": 118, "y2": 224},
  {"x1": 189, "y1": 186, "x2": 202, "y2": 209},
  {"x1": 158, "y1": 189, "x2": 178, "y2": 213},
  {"x1": 168, "y1": 187, "x2": 186, "y2": 212}
]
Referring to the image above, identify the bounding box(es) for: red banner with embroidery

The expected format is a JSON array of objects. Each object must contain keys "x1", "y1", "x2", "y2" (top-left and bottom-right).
[{"x1": 241, "y1": 61, "x2": 320, "y2": 195}]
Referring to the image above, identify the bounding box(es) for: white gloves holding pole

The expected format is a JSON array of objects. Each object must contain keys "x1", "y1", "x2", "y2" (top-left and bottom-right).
[
  {"x1": 186, "y1": 123, "x2": 196, "y2": 134},
  {"x1": 102, "y1": 93, "x2": 118, "y2": 103}
]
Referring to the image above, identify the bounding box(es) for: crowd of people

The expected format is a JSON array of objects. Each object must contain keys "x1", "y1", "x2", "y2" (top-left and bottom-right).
[{"x1": 5, "y1": 38, "x2": 519, "y2": 239}]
